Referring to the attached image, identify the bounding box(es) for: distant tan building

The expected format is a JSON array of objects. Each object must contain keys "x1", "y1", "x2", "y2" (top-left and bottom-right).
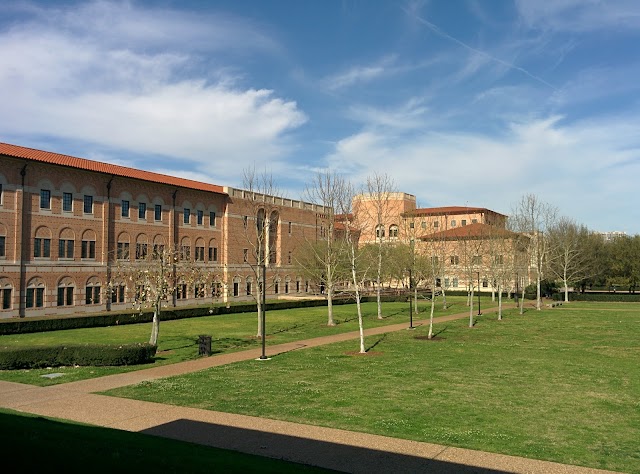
[
  {"x1": 352, "y1": 192, "x2": 527, "y2": 293},
  {"x1": 0, "y1": 142, "x2": 329, "y2": 319}
]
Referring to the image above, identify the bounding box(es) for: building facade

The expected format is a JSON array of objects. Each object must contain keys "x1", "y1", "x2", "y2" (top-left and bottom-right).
[{"x1": 0, "y1": 143, "x2": 330, "y2": 319}]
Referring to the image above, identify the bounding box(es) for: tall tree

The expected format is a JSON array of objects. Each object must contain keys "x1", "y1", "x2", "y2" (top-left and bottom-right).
[
  {"x1": 236, "y1": 166, "x2": 283, "y2": 338},
  {"x1": 360, "y1": 172, "x2": 396, "y2": 319},
  {"x1": 301, "y1": 170, "x2": 350, "y2": 326},
  {"x1": 546, "y1": 218, "x2": 598, "y2": 302},
  {"x1": 510, "y1": 194, "x2": 557, "y2": 311}
]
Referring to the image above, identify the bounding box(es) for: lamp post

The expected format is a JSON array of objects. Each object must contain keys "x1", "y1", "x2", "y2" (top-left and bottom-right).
[
  {"x1": 477, "y1": 271, "x2": 481, "y2": 316},
  {"x1": 408, "y1": 268, "x2": 414, "y2": 329},
  {"x1": 258, "y1": 261, "x2": 269, "y2": 360}
]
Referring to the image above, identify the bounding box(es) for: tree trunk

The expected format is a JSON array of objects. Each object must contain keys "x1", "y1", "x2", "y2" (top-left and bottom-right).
[
  {"x1": 469, "y1": 287, "x2": 475, "y2": 328},
  {"x1": 256, "y1": 298, "x2": 263, "y2": 338},
  {"x1": 536, "y1": 273, "x2": 542, "y2": 311},
  {"x1": 149, "y1": 302, "x2": 160, "y2": 345},
  {"x1": 497, "y1": 285, "x2": 503, "y2": 320},
  {"x1": 327, "y1": 285, "x2": 335, "y2": 326},
  {"x1": 428, "y1": 286, "x2": 435, "y2": 339},
  {"x1": 441, "y1": 287, "x2": 447, "y2": 310},
  {"x1": 376, "y1": 246, "x2": 383, "y2": 319},
  {"x1": 351, "y1": 262, "x2": 365, "y2": 354},
  {"x1": 519, "y1": 286, "x2": 525, "y2": 315}
]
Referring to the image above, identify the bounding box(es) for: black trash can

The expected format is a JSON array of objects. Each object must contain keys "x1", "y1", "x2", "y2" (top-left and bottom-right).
[{"x1": 198, "y1": 335, "x2": 212, "y2": 356}]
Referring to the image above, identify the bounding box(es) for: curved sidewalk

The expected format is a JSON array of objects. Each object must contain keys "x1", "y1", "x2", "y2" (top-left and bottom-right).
[{"x1": 0, "y1": 306, "x2": 622, "y2": 474}]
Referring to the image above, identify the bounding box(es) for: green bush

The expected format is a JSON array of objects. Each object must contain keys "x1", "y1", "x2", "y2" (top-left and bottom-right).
[
  {"x1": 552, "y1": 292, "x2": 640, "y2": 302},
  {"x1": 0, "y1": 343, "x2": 157, "y2": 370}
]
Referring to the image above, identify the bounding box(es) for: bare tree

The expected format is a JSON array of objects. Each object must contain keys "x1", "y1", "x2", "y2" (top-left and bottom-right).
[
  {"x1": 546, "y1": 218, "x2": 598, "y2": 302},
  {"x1": 301, "y1": 170, "x2": 350, "y2": 326},
  {"x1": 359, "y1": 173, "x2": 396, "y2": 319},
  {"x1": 337, "y1": 180, "x2": 368, "y2": 353},
  {"x1": 110, "y1": 246, "x2": 214, "y2": 346},
  {"x1": 236, "y1": 166, "x2": 283, "y2": 338},
  {"x1": 511, "y1": 194, "x2": 557, "y2": 311}
]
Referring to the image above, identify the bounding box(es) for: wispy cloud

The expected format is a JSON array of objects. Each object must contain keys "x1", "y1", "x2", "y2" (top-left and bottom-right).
[
  {"x1": 322, "y1": 55, "x2": 398, "y2": 91},
  {"x1": 514, "y1": 0, "x2": 640, "y2": 32}
]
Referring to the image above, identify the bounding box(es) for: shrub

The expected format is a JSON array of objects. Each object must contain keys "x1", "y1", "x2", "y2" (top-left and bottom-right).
[{"x1": 0, "y1": 343, "x2": 157, "y2": 370}]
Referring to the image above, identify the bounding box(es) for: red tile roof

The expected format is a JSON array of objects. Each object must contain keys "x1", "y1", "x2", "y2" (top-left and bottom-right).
[
  {"x1": 403, "y1": 206, "x2": 506, "y2": 217},
  {"x1": 0, "y1": 142, "x2": 226, "y2": 195},
  {"x1": 419, "y1": 223, "x2": 520, "y2": 241}
]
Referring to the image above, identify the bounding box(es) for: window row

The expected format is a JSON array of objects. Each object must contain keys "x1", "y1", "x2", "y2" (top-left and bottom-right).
[
  {"x1": 230, "y1": 276, "x2": 305, "y2": 297},
  {"x1": 375, "y1": 224, "x2": 399, "y2": 239},
  {"x1": 40, "y1": 189, "x2": 95, "y2": 214}
]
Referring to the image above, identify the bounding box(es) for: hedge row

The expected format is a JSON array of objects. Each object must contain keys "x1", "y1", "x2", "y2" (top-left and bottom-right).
[
  {"x1": 552, "y1": 292, "x2": 640, "y2": 302},
  {"x1": 0, "y1": 343, "x2": 157, "y2": 370}
]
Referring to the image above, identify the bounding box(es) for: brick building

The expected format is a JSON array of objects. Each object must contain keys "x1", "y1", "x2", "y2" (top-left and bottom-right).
[{"x1": 0, "y1": 143, "x2": 329, "y2": 319}]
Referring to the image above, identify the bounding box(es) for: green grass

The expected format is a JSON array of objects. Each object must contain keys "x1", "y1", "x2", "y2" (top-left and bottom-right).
[
  {"x1": 0, "y1": 408, "x2": 333, "y2": 473},
  {"x1": 103, "y1": 304, "x2": 640, "y2": 474},
  {"x1": 0, "y1": 298, "x2": 478, "y2": 385}
]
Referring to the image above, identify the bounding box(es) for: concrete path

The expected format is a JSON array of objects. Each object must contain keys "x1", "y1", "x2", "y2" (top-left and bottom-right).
[{"x1": 0, "y1": 306, "x2": 622, "y2": 474}]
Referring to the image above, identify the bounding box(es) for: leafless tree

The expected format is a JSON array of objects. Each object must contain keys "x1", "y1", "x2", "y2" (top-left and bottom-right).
[
  {"x1": 510, "y1": 194, "x2": 558, "y2": 311},
  {"x1": 110, "y1": 246, "x2": 216, "y2": 346},
  {"x1": 360, "y1": 173, "x2": 397, "y2": 319},
  {"x1": 546, "y1": 218, "x2": 598, "y2": 302},
  {"x1": 301, "y1": 170, "x2": 350, "y2": 326}
]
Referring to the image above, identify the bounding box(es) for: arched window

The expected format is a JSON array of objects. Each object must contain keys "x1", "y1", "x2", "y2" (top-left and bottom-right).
[
  {"x1": 233, "y1": 276, "x2": 241, "y2": 297},
  {"x1": 117, "y1": 232, "x2": 130, "y2": 260},
  {"x1": 0, "y1": 277, "x2": 13, "y2": 310},
  {"x1": 180, "y1": 236, "x2": 191, "y2": 261},
  {"x1": 375, "y1": 225, "x2": 385, "y2": 239},
  {"x1": 57, "y1": 277, "x2": 75, "y2": 306},
  {"x1": 85, "y1": 277, "x2": 101, "y2": 305},
  {"x1": 153, "y1": 235, "x2": 165, "y2": 258},
  {"x1": 389, "y1": 225, "x2": 399, "y2": 239},
  {"x1": 208, "y1": 238, "x2": 218, "y2": 262},
  {"x1": 58, "y1": 228, "x2": 75, "y2": 259},
  {"x1": 246, "y1": 276, "x2": 253, "y2": 296},
  {"x1": 81, "y1": 229, "x2": 97, "y2": 259},
  {"x1": 285, "y1": 276, "x2": 291, "y2": 294},
  {"x1": 136, "y1": 233, "x2": 148, "y2": 260},
  {"x1": 195, "y1": 237, "x2": 205, "y2": 261},
  {"x1": 111, "y1": 279, "x2": 126, "y2": 304},
  {"x1": 34, "y1": 226, "x2": 52, "y2": 258}
]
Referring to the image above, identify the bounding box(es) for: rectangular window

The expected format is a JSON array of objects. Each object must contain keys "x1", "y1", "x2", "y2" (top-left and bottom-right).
[
  {"x1": 35, "y1": 288, "x2": 44, "y2": 307},
  {"x1": 243, "y1": 216, "x2": 248, "y2": 228},
  {"x1": 117, "y1": 242, "x2": 130, "y2": 260},
  {"x1": 288, "y1": 221, "x2": 292, "y2": 234},
  {"x1": 183, "y1": 209, "x2": 190, "y2": 224},
  {"x1": 59, "y1": 239, "x2": 74, "y2": 258},
  {"x1": 34, "y1": 238, "x2": 51, "y2": 258},
  {"x1": 288, "y1": 251, "x2": 292, "y2": 264},
  {"x1": 195, "y1": 246, "x2": 205, "y2": 261},
  {"x1": 136, "y1": 243, "x2": 148, "y2": 260},
  {"x1": 461, "y1": 219, "x2": 467, "y2": 226},
  {"x1": 450, "y1": 255, "x2": 459, "y2": 265},
  {"x1": 121, "y1": 200, "x2": 130, "y2": 217},
  {"x1": 180, "y1": 246, "x2": 191, "y2": 261},
  {"x1": 472, "y1": 255, "x2": 483, "y2": 265},
  {"x1": 0, "y1": 236, "x2": 5, "y2": 257},
  {"x1": 62, "y1": 192, "x2": 73, "y2": 212},
  {"x1": 451, "y1": 220, "x2": 457, "y2": 227},
  {"x1": 138, "y1": 202, "x2": 146, "y2": 219},
  {"x1": 472, "y1": 218, "x2": 478, "y2": 224},
  {"x1": 57, "y1": 287, "x2": 74, "y2": 306},
  {"x1": 409, "y1": 222, "x2": 414, "y2": 229},
  {"x1": 243, "y1": 248, "x2": 248, "y2": 262},
  {"x1": 26, "y1": 288, "x2": 34, "y2": 308},
  {"x1": 421, "y1": 221, "x2": 426, "y2": 229},
  {"x1": 176, "y1": 284, "x2": 187, "y2": 300},
  {"x1": 152, "y1": 244, "x2": 164, "y2": 259},
  {"x1": 453, "y1": 278, "x2": 459, "y2": 287},
  {"x1": 194, "y1": 283, "x2": 205, "y2": 298},
  {"x1": 434, "y1": 221, "x2": 439, "y2": 228},
  {"x1": 274, "y1": 281, "x2": 279, "y2": 294},
  {"x1": 28, "y1": 287, "x2": 45, "y2": 308},
  {"x1": 233, "y1": 282, "x2": 239, "y2": 297},
  {"x1": 2, "y1": 288, "x2": 12, "y2": 309},
  {"x1": 154, "y1": 204, "x2": 162, "y2": 221},
  {"x1": 82, "y1": 240, "x2": 96, "y2": 259},
  {"x1": 83, "y1": 195, "x2": 93, "y2": 214},
  {"x1": 86, "y1": 286, "x2": 101, "y2": 305},
  {"x1": 208, "y1": 247, "x2": 218, "y2": 262},
  {"x1": 495, "y1": 255, "x2": 504, "y2": 265},
  {"x1": 246, "y1": 281, "x2": 252, "y2": 296},
  {"x1": 111, "y1": 285, "x2": 126, "y2": 304},
  {"x1": 197, "y1": 210, "x2": 203, "y2": 225},
  {"x1": 40, "y1": 189, "x2": 51, "y2": 209},
  {"x1": 209, "y1": 211, "x2": 216, "y2": 227}
]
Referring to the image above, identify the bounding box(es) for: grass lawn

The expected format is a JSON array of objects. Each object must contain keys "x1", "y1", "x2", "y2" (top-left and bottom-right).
[
  {"x1": 103, "y1": 303, "x2": 640, "y2": 474},
  {"x1": 0, "y1": 408, "x2": 334, "y2": 473},
  {"x1": 0, "y1": 297, "x2": 479, "y2": 386}
]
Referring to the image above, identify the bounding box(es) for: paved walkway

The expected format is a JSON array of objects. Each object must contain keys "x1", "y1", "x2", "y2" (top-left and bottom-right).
[{"x1": 0, "y1": 305, "x2": 622, "y2": 473}]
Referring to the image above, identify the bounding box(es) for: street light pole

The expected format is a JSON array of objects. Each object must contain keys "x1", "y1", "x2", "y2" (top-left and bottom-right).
[{"x1": 408, "y1": 268, "x2": 414, "y2": 329}]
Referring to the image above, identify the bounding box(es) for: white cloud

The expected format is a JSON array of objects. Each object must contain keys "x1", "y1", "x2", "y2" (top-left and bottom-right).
[
  {"x1": 323, "y1": 113, "x2": 640, "y2": 232},
  {"x1": 0, "y1": 1, "x2": 303, "y2": 180}
]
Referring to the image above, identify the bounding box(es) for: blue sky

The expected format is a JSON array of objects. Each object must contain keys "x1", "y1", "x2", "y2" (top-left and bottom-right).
[{"x1": 1, "y1": 0, "x2": 639, "y2": 234}]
